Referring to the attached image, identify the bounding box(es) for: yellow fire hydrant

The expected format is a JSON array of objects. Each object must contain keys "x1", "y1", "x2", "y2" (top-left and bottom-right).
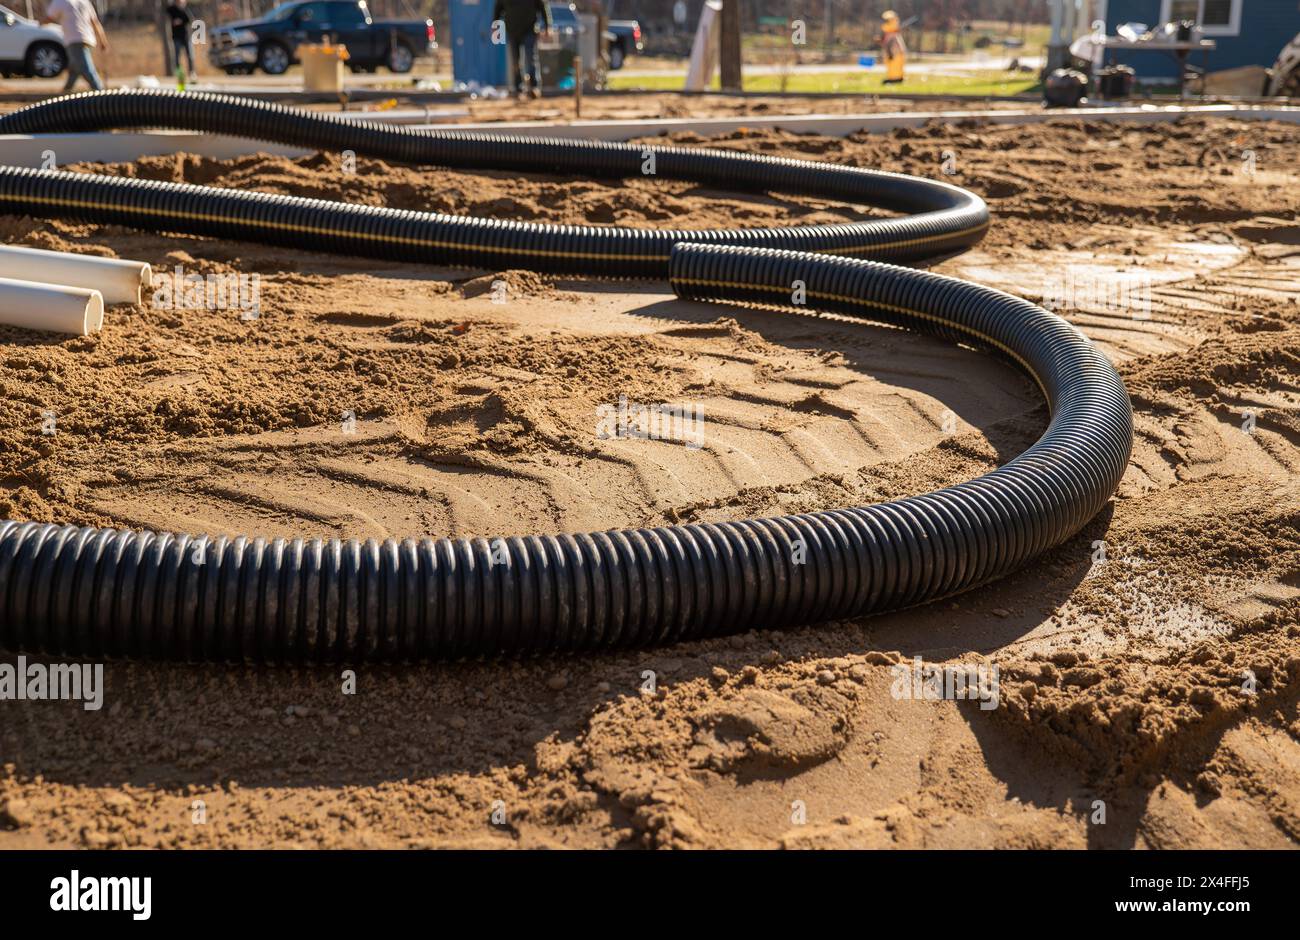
[{"x1": 881, "y1": 11, "x2": 906, "y2": 84}]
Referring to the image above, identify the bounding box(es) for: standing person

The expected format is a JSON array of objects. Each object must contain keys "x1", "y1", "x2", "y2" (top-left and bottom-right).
[
  {"x1": 492, "y1": 0, "x2": 552, "y2": 98},
  {"x1": 167, "y1": 0, "x2": 196, "y2": 81},
  {"x1": 41, "y1": 0, "x2": 109, "y2": 91},
  {"x1": 879, "y1": 10, "x2": 907, "y2": 84}
]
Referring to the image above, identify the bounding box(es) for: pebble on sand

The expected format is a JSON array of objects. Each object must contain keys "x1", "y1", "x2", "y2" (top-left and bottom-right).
[{"x1": 0, "y1": 798, "x2": 33, "y2": 828}]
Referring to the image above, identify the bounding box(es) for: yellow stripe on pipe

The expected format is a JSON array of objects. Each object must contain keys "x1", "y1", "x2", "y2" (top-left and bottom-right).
[{"x1": 0, "y1": 190, "x2": 988, "y2": 262}]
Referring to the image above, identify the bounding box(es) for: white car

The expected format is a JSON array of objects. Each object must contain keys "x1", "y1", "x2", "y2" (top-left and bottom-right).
[{"x1": 0, "y1": 5, "x2": 66, "y2": 78}]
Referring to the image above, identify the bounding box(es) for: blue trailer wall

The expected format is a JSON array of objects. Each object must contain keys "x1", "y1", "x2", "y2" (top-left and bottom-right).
[
  {"x1": 450, "y1": 0, "x2": 508, "y2": 87},
  {"x1": 1103, "y1": 0, "x2": 1300, "y2": 78}
]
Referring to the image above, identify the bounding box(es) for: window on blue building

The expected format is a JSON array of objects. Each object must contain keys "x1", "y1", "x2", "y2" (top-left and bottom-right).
[{"x1": 1160, "y1": 0, "x2": 1242, "y2": 35}]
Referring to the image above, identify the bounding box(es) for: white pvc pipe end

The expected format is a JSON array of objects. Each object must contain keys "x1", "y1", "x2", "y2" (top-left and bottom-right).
[
  {"x1": 0, "y1": 244, "x2": 152, "y2": 305},
  {"x1": 0, "y1": 277, "x2": 106, "y2": 336}
]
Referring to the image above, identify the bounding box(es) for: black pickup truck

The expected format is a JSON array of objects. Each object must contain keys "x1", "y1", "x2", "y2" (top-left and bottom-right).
[{"x1": 209, "y1": 0, "x2": 436, "y2": 75}]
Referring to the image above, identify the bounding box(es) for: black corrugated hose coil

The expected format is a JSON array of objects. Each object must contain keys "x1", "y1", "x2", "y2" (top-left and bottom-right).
[{"x1": 0, "y1": 91, "x2": 1131, "y2": 662}]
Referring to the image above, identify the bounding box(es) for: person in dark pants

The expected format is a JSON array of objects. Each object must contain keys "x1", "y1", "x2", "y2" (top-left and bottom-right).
[
  {"x1": 41, "y1": 0, "x2": 109, "y2": 91},
  {"x1": 167, "y1": 0, "x2": 196, "y2": 79},
  {"x1": 492, "y1": 0, "x2": 552, "y2": 98}
]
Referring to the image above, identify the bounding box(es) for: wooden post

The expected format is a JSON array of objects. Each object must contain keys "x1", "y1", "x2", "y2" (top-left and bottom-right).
[
  {"x1": 719, "y1": 0, "x2": 742, "y2": 91},
  {"x1": 574, "y1": 55, "x2": 582, "y2": 116},
  {"x1": 822, "y1": 0, "x2": 834, "y2": 62}
]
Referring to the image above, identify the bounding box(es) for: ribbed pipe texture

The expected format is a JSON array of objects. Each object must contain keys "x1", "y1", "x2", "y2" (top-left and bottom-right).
[
  {"x1": 0, "y1": 91, "x2": 1131, "y2": 661},
  {"x1": 0, "y1": 89, "x2": 989, "y2": 277}
]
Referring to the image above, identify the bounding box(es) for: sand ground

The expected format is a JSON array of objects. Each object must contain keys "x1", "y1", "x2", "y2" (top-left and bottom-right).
[
  {"x1": 446, "y1": 91, "x2": 1040, "y2": 123},
  {"x1": 0, "y1": 114, "x2": 1298, "y2": 848}
]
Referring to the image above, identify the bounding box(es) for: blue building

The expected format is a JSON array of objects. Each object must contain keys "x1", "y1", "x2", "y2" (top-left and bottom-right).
[{"x1": 1099, "y1": 0, "x2": 1300, "y2": 79}]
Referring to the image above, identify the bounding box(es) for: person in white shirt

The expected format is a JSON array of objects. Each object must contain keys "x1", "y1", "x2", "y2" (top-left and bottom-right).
[{"x1": 41, "y1": 0, "x2": 109, "y2": 91}]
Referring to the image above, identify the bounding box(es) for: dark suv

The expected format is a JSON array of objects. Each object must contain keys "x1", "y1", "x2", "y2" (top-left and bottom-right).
[
  {"x1": 606, "y1": 20, "x2": 641, "y2": 70},
  {"x1": 209, "y1": 0, "x2": 436, "y2": 75}
]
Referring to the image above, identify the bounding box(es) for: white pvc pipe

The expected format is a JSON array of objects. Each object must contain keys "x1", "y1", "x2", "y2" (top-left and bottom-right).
[
  {"x1": 0, "y1": 277, "x2": 104, "y2": 336},
  {"x1": 0, "y1": 244, "x2": 151, "y2": 304}
]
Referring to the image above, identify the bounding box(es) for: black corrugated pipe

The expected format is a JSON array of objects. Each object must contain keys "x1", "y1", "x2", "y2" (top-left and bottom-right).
[
  {"x1": 0, "y1": 90, "x2": 989, "y2": 277},
  {"x1": 0, "y1": 91, "x2": 1131, "y2": 661}
]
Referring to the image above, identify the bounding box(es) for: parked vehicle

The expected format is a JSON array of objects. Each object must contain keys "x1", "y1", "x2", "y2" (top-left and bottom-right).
[
  {"x1": 547, "y1": 2, "x2": 581, "y2": 41},
  {"x1": 209, "y1": 0, "x2": 436, "y2": 76},
  {"x1": 0, "y1": 5, "x2": 66, "y2": 79},
  {"x1": 606, "y1": 19, "x2": 642, "y2": 70}
]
